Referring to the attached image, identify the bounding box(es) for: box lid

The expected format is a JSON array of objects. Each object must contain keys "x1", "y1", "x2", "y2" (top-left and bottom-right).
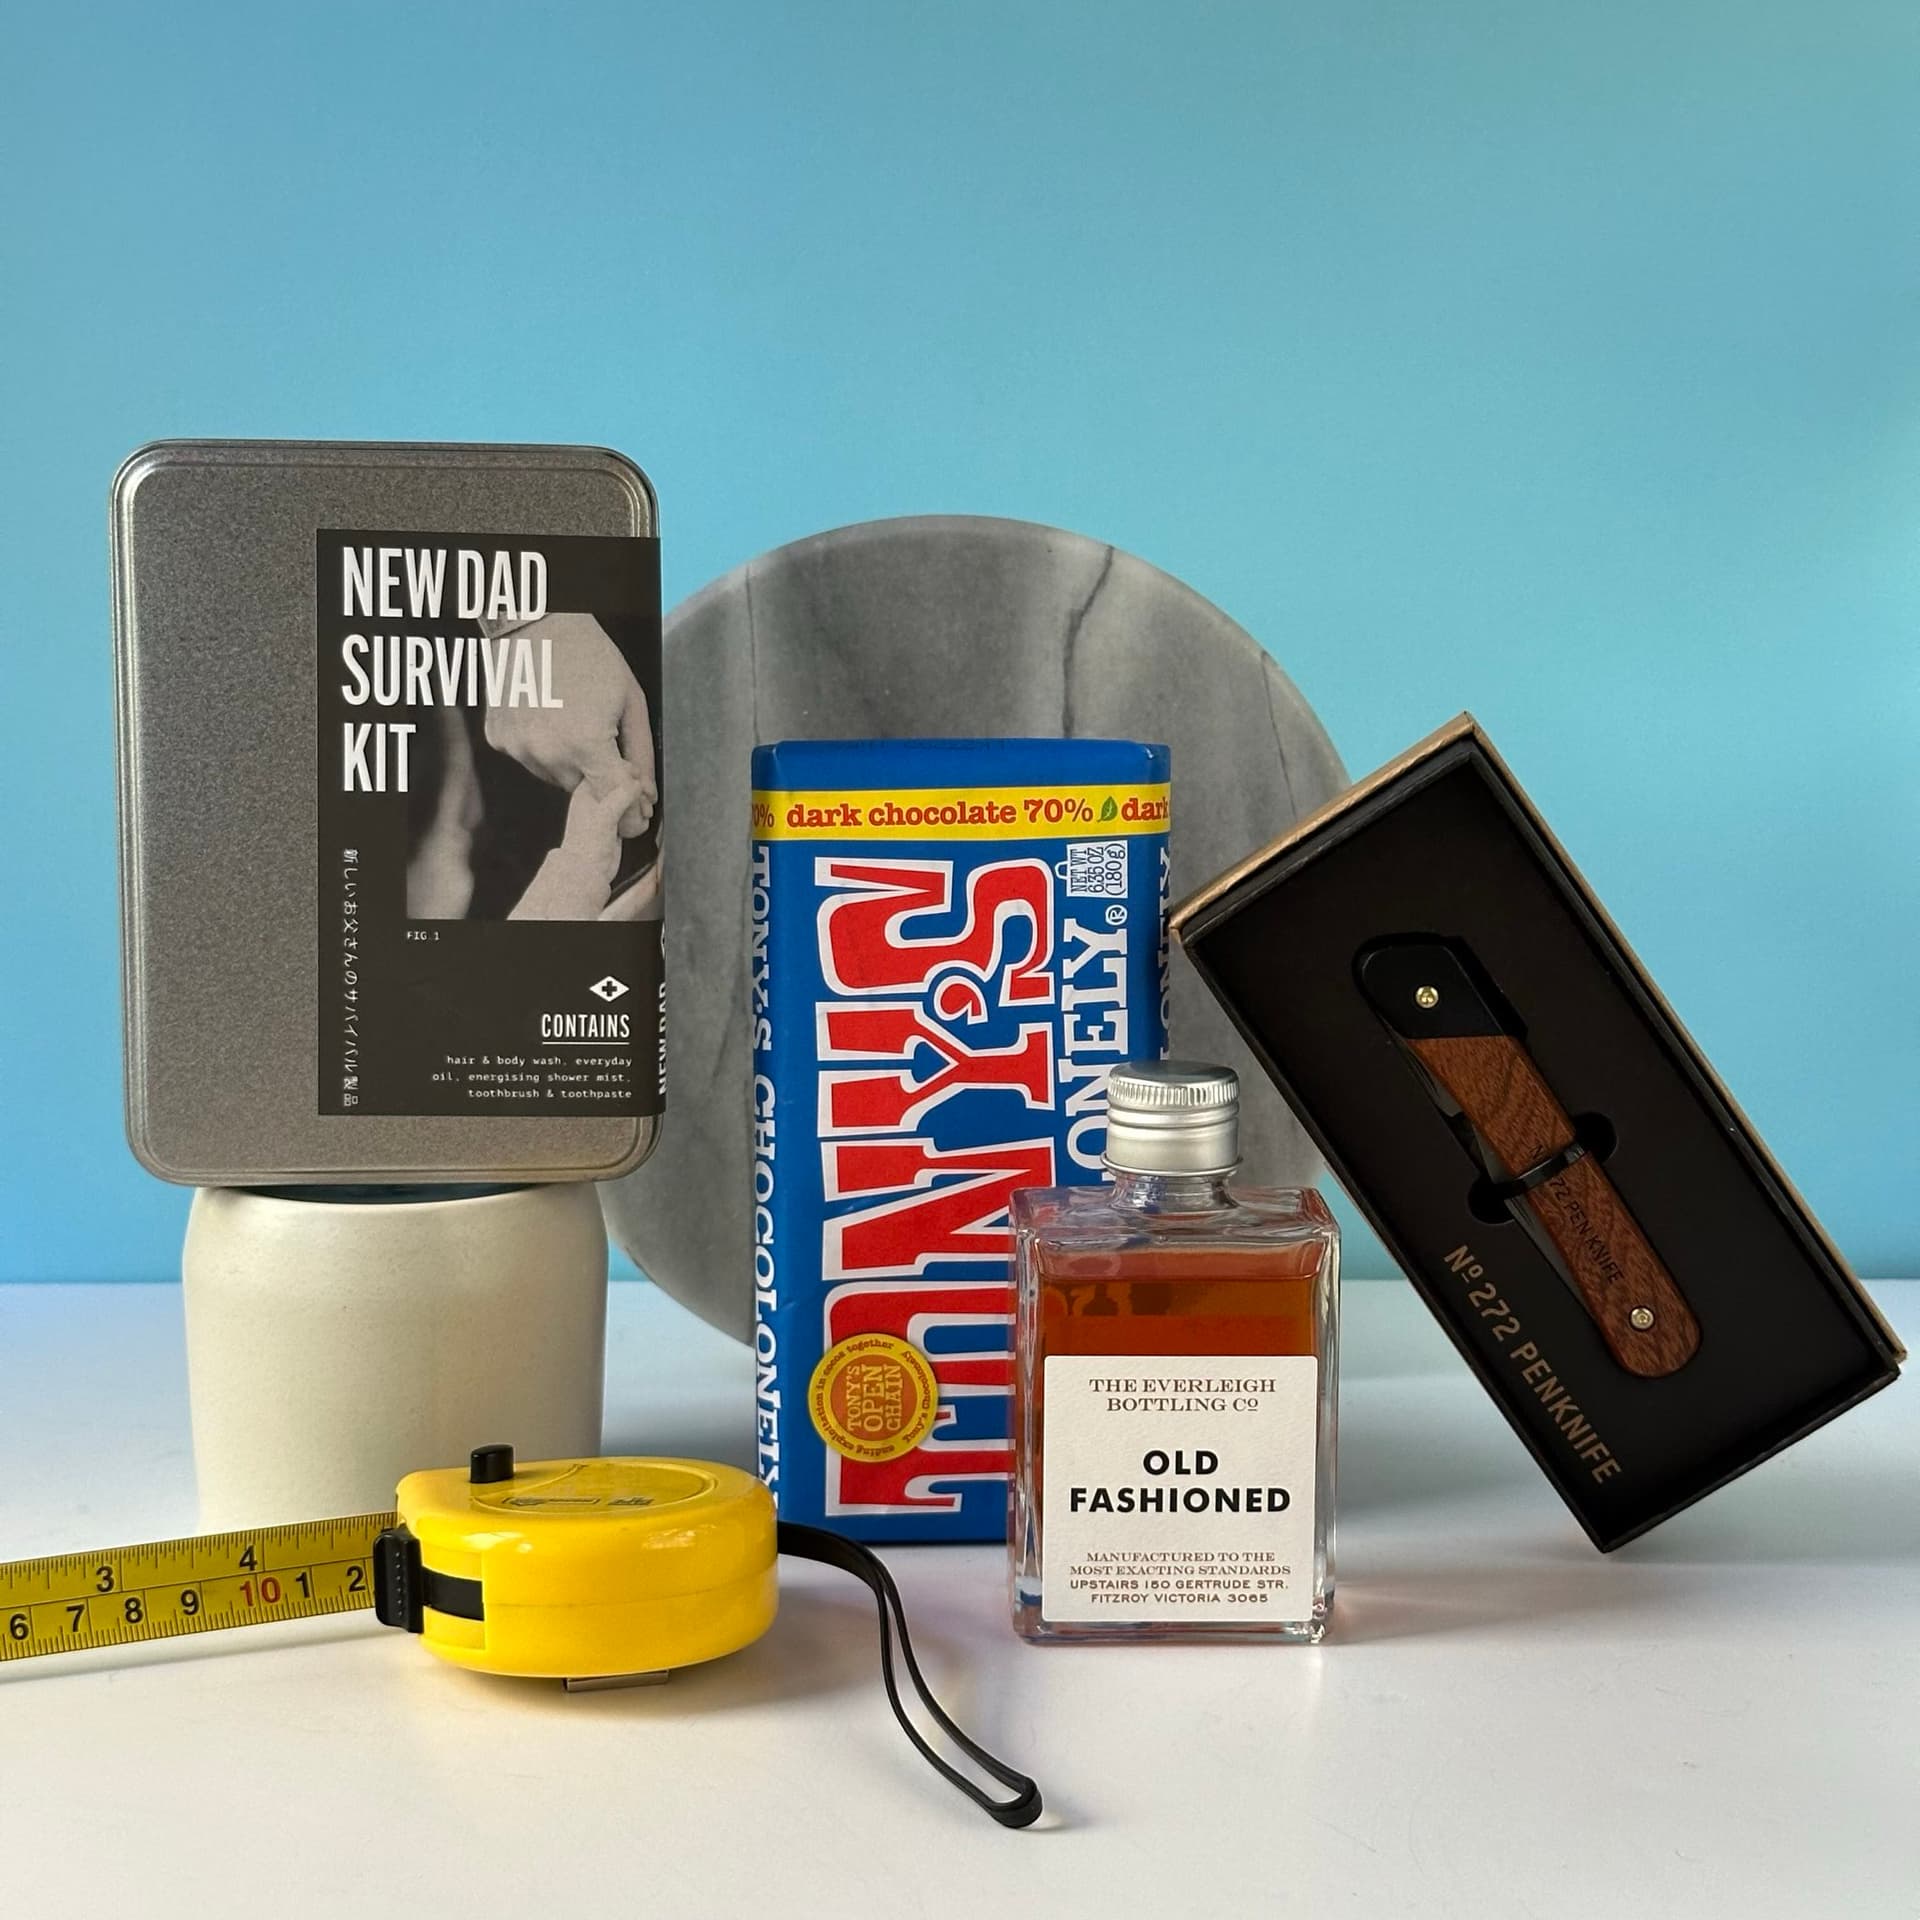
[
  {"x1": 1173, "y1": 715, "x2": 1902, "y2": 1549},
  {"x1": 112, "y1": 439, "x2": 662, "y2": 1183}
]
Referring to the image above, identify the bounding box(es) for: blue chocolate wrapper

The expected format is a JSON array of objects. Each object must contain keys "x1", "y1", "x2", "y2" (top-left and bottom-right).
[{"x1": 749, "y1": 738, "x2": 1170, "y2": 1540}]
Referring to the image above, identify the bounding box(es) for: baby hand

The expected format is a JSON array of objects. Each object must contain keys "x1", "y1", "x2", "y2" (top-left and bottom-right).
[{"x1": 508, "y1": 770, "x2": 646, "y2": 921}]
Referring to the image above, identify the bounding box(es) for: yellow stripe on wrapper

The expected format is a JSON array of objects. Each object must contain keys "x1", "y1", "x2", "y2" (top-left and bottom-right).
[{"x1": 752, "y1": 783, "x2": 1171, "y2": 841}]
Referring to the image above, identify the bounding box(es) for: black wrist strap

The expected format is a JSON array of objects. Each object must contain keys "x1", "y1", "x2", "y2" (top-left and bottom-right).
[{"x1": 775, "y1": 1522, "x2": 1043, "y2": 1829}]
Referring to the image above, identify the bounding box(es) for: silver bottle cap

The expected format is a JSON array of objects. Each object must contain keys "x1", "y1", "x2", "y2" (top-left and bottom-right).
[{"x1": 1102, "y1": 1060, "x2": 1241, "y2": 1176}]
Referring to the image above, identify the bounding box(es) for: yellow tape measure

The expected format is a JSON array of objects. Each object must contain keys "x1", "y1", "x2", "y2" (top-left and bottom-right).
[
  {"x1": 380, "y1": 1446, "x2": 777, "y2": 1682},
  {"x1": 0, "y1": 1513, "x2": 389, "y2": 1661},
  {"x1": 0, "y1": 1447, "x2": 774, "y2": 1682},
  {"x1": 0, "y1": 1444, "x2": 1041, "y2": 1825}
]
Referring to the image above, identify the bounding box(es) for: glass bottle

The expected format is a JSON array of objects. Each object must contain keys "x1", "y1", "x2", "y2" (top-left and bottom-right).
[{"x1": 1009, "y1": 1060, "x2": 1338, "y2": 1642}]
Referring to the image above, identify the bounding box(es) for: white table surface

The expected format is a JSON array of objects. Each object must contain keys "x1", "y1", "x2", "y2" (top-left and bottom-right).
[{"x1": 1, "y1": 1277, "x2": 1913, "y2": 1920}]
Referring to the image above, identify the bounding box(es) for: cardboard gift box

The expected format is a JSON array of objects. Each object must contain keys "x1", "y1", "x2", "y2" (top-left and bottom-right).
[{"x1": 1173, "y1": 716, "x2": 1902, "y2": 1550}]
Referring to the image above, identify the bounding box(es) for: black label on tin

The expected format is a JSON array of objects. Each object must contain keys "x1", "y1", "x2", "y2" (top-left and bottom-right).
[{"x1": 316, "y1": 531, "x2": 664, "y2": 1119}]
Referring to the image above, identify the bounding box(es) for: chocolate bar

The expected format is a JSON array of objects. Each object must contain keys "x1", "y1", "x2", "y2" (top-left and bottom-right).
[{"x1": 750, "y1": 738, "x2": 1170, "y2": 1540}]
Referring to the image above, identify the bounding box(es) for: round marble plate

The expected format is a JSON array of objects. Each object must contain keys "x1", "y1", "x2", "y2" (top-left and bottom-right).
[{"x1": 602, "y1": 516, "x2": 1347, "y2": 1340}]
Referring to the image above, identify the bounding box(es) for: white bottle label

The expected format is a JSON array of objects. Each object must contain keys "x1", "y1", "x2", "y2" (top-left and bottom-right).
[{"x1": 1040, "y1": 1354, "x2": 1318, "y2": 1624}]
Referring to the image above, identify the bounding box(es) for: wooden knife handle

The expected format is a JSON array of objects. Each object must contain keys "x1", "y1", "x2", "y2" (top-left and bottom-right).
[
  {"x1": 1356, "y1": 939, "x2": 1700, "y2": 1380},
  {"x1": 1407, "y1": 1032, "x2": 1700, "y2": 1377}
]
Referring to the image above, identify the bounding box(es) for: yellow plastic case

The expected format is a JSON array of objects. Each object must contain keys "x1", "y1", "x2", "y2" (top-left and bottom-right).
[{"x1": 375, "y1": 1449, "x2": 777, "y2": 1681}]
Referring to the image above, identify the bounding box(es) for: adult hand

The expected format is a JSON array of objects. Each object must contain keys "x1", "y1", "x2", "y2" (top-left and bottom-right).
[{"x1": 484, "y1": 613, "x2": 656, "y2": 834}]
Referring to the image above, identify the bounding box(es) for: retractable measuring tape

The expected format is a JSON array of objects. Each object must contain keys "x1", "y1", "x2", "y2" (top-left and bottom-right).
[{"x1": 0, "y1": 1444, "x2": 1041, "y2": 1828}]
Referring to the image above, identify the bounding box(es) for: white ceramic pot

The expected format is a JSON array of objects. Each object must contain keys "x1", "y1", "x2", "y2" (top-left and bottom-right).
[{"x1": 182, "y1": 1183, "x2": 607, "y2": 1528}]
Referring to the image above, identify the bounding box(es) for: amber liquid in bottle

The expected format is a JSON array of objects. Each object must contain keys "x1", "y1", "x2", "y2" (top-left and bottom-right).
[{"x1": 1010, "y1": 1150, "x2": 1338, "y2": 1642}]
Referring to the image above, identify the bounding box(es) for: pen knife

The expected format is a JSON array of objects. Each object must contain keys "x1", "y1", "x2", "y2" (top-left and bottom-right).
[{"x1": 1357, "y1": 937, "x2": 1700, "y2": 1378}]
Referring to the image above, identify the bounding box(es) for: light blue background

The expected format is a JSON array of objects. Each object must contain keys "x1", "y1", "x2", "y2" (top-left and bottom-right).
[{"x1": 3, "y1": 3, "x2": 1915, "y2": 1282}]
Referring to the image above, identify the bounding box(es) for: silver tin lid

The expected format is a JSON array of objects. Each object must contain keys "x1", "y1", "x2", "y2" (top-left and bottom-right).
[
  {"x1": 112, "y1": 439, "x2": 661, "y2": 1185},
  {"x1": 1104, "y1": 1060, "x2": 1240, "y2": 1175}
]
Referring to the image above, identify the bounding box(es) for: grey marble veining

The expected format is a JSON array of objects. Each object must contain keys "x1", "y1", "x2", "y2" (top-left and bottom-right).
[{"x1": 602, "y1": 516, "x2": 1348, "y2": 1340}]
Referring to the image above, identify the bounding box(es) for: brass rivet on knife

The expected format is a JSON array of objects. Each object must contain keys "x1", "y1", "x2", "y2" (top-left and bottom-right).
[
  {"x1": 1414, "y1": 985, "x2": 1439, "y2": 1009},
  {"x1": 1629, "y1": 1306, "x2": 1655, "y2": 1331}
]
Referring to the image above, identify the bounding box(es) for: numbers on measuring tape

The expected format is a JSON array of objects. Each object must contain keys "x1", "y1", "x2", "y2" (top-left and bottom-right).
[{"x1": 0, "y1": 1515, "x2": 393, "y2": 1660}]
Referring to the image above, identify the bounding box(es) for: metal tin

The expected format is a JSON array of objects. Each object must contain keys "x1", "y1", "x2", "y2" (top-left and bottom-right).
[{"x1": 112, "y1": 440, "x2": 663, "y2": 1184}]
